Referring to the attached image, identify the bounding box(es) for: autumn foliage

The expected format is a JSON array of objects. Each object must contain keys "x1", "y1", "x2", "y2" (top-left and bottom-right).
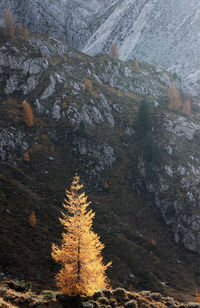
[
  {"x1": 168, "y1": 84, "x2": 182, "y2": 111},
  {"x1": 23, "y1": 100, "x2": 34, "y2": 127},
  {"x1": 4, "y1": 10, "x2": 15, "y2": 38},
  {"x1": 84, "y1": 78, "x2": 92, "y2": 92},
  {"x1": 196, "y1": 290, "x2": 200, "y2": 304},
  {"x1": 183, "y1": 99, "x2": 191, "y2": 115},
  {"x1": 135, "y1": 61, "x2": 139, "y2": 68},
  {"x1": 23, "y1": 28, "x2": 29, "y2": 41},
  {"x1": 29, "y1": 211, "x2": 36, "y2": 227},
  {"x1": 52, "y1": 175, "x2": 111, "y2": 296},
  {"x1": 17, "y1": 23, "x2": 23, "y2": 32},
  {"x1": 110, "y1": 44, "x2": 119, "y2": 59}
]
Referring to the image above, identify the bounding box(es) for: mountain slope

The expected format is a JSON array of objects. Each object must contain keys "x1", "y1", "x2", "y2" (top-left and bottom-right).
[
  {"x1": 0, "y1": 28, "x2": 200, "y2": 301},
  {"x1": 1, "y1": 0, "x2": 200, "y2": 95}
]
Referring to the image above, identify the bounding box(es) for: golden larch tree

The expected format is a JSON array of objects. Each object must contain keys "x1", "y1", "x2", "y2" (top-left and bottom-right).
[
  {"x1": 17, "y1": 23, "x2": 23, "y2": 32},
  {"x1": 168, "y1": 84, "x2": 182, "y2": 111},
  {"x1": 135, "y1": 61, "x2": 139, "y2": 68},
  {"x1": 4, "y1": 10, "x2": 15, "y2": 38},
  {"x1": 23, "y1": 100, "x2": 34, "y2": 127},
  {"x1": 196, "y1": 290, "x2": 200, "y2": 304},
  {"x1": 183, "y1": 99, "x2": 191, "y2": 115},
  {"x1": 52, "y1": 175, "x2": 111, "y2": 296},
  {"x1": 84, "y1": 78, "x2": 92, "y2": 92},
  {"x1": 29, "y1": 211, "x2": 36, "y2": 227},
  {"x1": 110, "y1": 44, "x2": 119, "y2": 59},
  {"x1": 23, "y1": 28, "x2": 29, "y2": 41}
]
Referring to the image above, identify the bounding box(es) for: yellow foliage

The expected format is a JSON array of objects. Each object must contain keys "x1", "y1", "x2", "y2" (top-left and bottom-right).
[
  {"x1": 0, "y1": 298, "x2": 17, "y2": 308},
  {"x1": 17, "y1": 23, "x2": 23, "y2": 32},
  {"x1": 62, "y1": 102, "x2": 67, "y2": 109},
  {"x1": 104, "y1": 182, "x2": 110, "y2": 190},
  {"x1": 168, "y1": 84, "x2": 182, "y2": 111},
  {"x1": 91, "y1": 90, "x2": 99, "y2": 98},
  {"x1": 23, "y1": 100, "x2": 34, "y2": 127},
  {"x1": 110, "y1": 44, "x2": 119, "y2": 59},
  {"x1": 196, "y1": 290, "x2": 200, "y2": 304},
  {"x1": 23, "y1": 28, "x2": 29, "y2": 41},
  {"x1": 84, "y1": 79, "x2": 92, "y2": 92},
  {"x1": 62, "y1": 55, "x2": 67, "y2": 61},
  {"x1": 117, "y1": 90, "x2": 123, "y2": 97},
  {"x1": 29, "y1": 211, "x2": 36, "y2": 227},
  {"x1": 4, "y1": 10, "x2": 15, "y2": 38},
  {"x1": 23, "y1": 151, "x2": 30, "y2": 162},
  {"x1": 52, "y1": 174, "x2": 111, "y2": 296},
  {"x1": 135, "y1": 61, "x2": 139, "y2": 68},
  {"x1": 183, "y1": 99, "x2": 191, "y2": 115}
]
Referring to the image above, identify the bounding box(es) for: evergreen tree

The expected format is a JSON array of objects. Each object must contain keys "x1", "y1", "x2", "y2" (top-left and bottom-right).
[
  {"x1": 136, "y1": 99, "x2": 161, "y2": 177},
  {"x1": 137, "y1": 99, "x2": 152, "y2": 135},
  {"x1": 52, "y1": 175, "x2": 111, "y2": 296}
]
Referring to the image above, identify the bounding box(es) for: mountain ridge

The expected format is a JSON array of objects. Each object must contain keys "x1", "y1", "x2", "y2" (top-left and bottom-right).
[{"x1": 1, "y1": 0, "x2": 200, "y2": 95}]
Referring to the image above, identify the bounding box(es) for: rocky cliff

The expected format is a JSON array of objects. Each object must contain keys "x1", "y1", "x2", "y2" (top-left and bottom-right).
[{"x1": 0, "y1": 0, "x2": 200, "y2": 95}]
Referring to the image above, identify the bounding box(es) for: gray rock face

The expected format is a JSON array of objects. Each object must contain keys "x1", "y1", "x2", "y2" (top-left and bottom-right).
[
  {"x1": 73, "y1": 137, "x2": 116, "y2": 189},
  {"x1": 40, "y1": 76, "x2": 56, "y2": 100},
  {"x1": 0, "y1": 128, "x2": 28, "y2": 164},
  {"x1": 52, "y1": 103, "x2": 61, "y2": 120},
  {"x1": 1, "y1": 0, "x2": 200, "y2": 94},
  {"x1": 138, "y1": 113, "x2": 200, "y2": 254}
]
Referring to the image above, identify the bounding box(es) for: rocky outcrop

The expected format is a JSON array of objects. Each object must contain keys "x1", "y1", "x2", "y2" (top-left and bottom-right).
[
  {"x1": 0, "y1": 128, "x2": 28, "y2": 164},
  {"x1": 138, "y1": 112, "x2": 200, "y2": 254}
]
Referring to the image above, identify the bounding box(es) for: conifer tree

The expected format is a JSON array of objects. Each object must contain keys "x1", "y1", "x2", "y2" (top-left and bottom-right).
[
  {"x1": 183, "y1": 99, "x2": 191, "y2": 115},
  {"x1": 168, "y1": 84, "x2": 182, "y2": 111},
  {"x1": 23, "y1": 100, "x2": 34, "y2": 127},
  {"x1": 110, "y1": 44, "x2": 119, "y2": 59},
  {"x1": 23, "y1": 28, "x2": 29, "y2": 41},
  {"x1": 84, "y1": 78, "x2": 92, "y2": 92},
  {"x1": 52, "y1": 175, "x2": 111, "y2": 296},
  {"x1": 29, "y1": 211, "x2": 36, "y2": 227},
  {"x1": 4, "y1": 10, "x2": 15, "y2": 38},
  {"x1": 17, "y1": 23, "x2": 23, "y2": 32}
]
